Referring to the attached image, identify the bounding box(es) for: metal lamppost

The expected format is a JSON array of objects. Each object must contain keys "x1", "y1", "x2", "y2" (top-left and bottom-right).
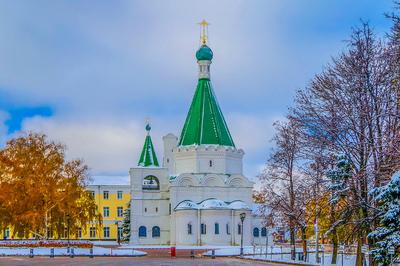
[
  {"x1": 66, "y1": 214, "x2": 70, "y2": 251},
  {"x1": 240, "y1": 212, "x2": 246, "y2": 258}
]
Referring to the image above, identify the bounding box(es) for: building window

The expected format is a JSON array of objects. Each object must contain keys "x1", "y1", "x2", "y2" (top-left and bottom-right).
[
  {"x1": 117, "y1": 191, "x2": 123, "y2": 200},
  {"x1": 103, "y1": 191, "x2": 109, "y2": 200},
  {"x1": 152, "y1": 226, "x2": 160, "y2": 238},
  {"x1": 117, "y1": 207, "x2": 123, "y2": 217},
  {"x1": 226, "y1": 224, "x2": 230, "y2": 235},
  {"x1": 90, "y1": 227, "x2": 96, "y2": 238},
  {"x1": 261, "y1": 228, "x2": 267, "y2": 237},
  {"x1": 118, "y1": 227, "x2": 123, "y2": 239},
  {"x1": 103, "y1": 207, "x2": 110, "y2": 217},
  {"x1": 214, "y1": 223, "x2": 219, "y2": 235},
  {"x1": 201, "y1": 223, "x2": 206, "y2": 235},
  {"x1": 63, "y1": 228, "x2": 68, "y2": 238},
  {"x1": 4, "y1": 228, "x2": 10, "y2": 239},
  {"x1": 76, "y1": 228, "x2": 82, "y2": 239},
  {"x1": 104, "y1": 227, "x2": 110, "y2": 238},
  {"x1": 187, "y1": 224, "x2": 192, "y2": 235},
  {"x1": 138, "y1": 226, "x2": 147, "y2": 237},
  {"x1": 169, "y1": 203, "x2": 171, "y2": 215},
  {"x1": 89, "y1": 190, "x2": 95, "y2": 198},
  {"x1": 253, "y1": 228, "x2": 260, "y2": 237},
  {"x1": 155, "y1": 207, "x2": 158, "y2": 213},
  {"x1": 142, "y1": 175, "x2": 160, "y2": 190},
  {"x1": 238, "y1": 224, "x2": 242, "y2": 235},
  {"x1": 144, "y1": 208, "x2": 147, "y2": 213},
  {"x1": 167, "y1": 158, "x2": 170, "y2": 163},
  {"x1": 209, "y1": 160, "x2": 213, "y2": 167}
]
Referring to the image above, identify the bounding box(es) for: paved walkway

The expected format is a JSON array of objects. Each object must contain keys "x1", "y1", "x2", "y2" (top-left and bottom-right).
[
  {"x1": 136, "y1": 247, "x2": 210, "y2": 258},
  {"x1": 0, "y1": 257, "x2": 282, "y2": 266}
]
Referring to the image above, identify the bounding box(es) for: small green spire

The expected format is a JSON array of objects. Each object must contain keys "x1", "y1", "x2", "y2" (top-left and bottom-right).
[{"x1": 138, "y1": 123, "x2": 159, "y2": 167}]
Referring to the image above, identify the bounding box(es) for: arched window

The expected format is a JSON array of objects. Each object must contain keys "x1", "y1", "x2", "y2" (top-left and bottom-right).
[
  {"x1": 214, "y1": 223, "x2": 219, "y2": 235},
  {"x1": 201, "y1": 223, "x2": 206, "y2": 235},
  {"x1": 209, "y1": 160, "x2": 213, "y2": 167},
  {"x1": 187, "y1": 223, "x2": 192, "y2": 235},
  {"x1": 138, "y1": 226, "x2": 147, "y2": 237},
  {"x1": 142, "y1": 175, "x2": 160, "y2": 190},
  {"x1": 253, "y1": 227, "x2": 260, "y2": 237},
  {"x1": 152, "y1": 226, "x2": 160, "y2": 238},
  {"x1": 261, "y1": 227, "x2": 267, "y2": 237}
]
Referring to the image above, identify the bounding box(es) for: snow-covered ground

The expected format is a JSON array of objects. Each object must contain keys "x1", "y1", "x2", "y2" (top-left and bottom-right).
[
  {"x1": 203, "y1": 246, "x2": 363, "y2": 266},
  {"x1": 0, "y1": 247, "x2": 146, "y2": 256}
]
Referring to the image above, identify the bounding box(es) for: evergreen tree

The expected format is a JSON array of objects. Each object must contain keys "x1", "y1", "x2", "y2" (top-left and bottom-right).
[
  {"x1": 326, "y1": 154, "x2": 352, "y2": 264},
  {"x1": 121, "y1": 202, "x2": 131, "y2": 242},
  {"x1": 327, "y1": 154, "x2": 351, "y2": 205},
  {"x1": 368, "y1": 171, "x2": 400, "y2": 264}
]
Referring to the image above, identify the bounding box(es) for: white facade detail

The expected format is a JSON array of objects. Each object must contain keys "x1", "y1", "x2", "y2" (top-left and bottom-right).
[{"x1": 129, "y1": 134, "x2": 267, "y2": 246}]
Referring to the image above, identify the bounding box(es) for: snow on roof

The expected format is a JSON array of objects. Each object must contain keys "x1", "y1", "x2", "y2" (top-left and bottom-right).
[
  {"x1": 228, "y1": 200, "x2": 251, "y2": 210},
  {"x1": 88, "y1": 175, "x2": 130, "y2": 186},
  {"x1": 174, "y1": 199, "x2": 252, "y2": 211},
  {"x1": 199, "y1": 199, "x2": 228, "y2": 209}
]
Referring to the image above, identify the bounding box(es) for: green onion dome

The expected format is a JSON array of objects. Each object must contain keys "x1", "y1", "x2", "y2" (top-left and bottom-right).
[{"x1": 196, "y1": 45, "x2": 213, "y2": 61}]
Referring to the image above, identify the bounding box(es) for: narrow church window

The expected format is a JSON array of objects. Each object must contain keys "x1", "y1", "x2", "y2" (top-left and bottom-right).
[
  {"x1": 138, "y1": 226, "x2": 147, "y2": 237},
  {"x1": 187, "y1": 224, "x2": 192, "y2": 235},
  {"x1": 253, "y1": 227, "x2": 260, "y2": 237},
  {"x1": 214, "y1": 223, "x2": 219, "y2": 235},
  {"x1": 201, "y1": 223, "x2": 206, "y2": 235},
  {"x1": 152, "y1": 226, "x2": 160, "y2": 238},
  {"x1": 167, "y1": 158, "x2": 169, "y2": 163},
  {"x1": 226, "y1": 224, "x2": 230, "y2": 235},
  {"x1": 155, "y1": 207, "x2": 158, "y2": 212},
  {"x1": 169, "y1": 203, "x2": 171, "y2": 215},
  {"x1": 261, "y1": 227, "x2": 267, "y2": 237},
  {"x1": 238, "y1": 224, "x2": 242, "y2": 235},
  {"x1": 144, "y1": 208, "x2": 147, "y2": 212},
  {"x1": 209, "y1": 160, "x2": 213, "y2": 167}
]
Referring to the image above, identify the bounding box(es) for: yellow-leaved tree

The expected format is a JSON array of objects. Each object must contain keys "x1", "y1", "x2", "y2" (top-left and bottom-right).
[{"x1": 0, "y1": 132, "x2": 101, "y2": 239}]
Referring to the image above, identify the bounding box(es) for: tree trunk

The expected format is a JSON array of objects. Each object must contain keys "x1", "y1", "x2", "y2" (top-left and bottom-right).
[
  {"x1": 301, "y1": 226, "x2": 307, "y2": 261},
  {"x1": 355, "y1": 237, "x2": 363, "y2": 266},
  {"x1": 331, "y1": 229, "x2": 338, "y2": 264},
  {"x1": 290, "y1": 225, "x2": 296, "y2": 260}
]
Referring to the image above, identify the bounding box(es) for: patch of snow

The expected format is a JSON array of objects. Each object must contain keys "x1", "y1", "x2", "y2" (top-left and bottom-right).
[
  {"x1": 88, "y1": 175, "x2": 130, "y2": 186},
  {"x1": 0, "y1": 247, "x2": 146, "y2": 256}
]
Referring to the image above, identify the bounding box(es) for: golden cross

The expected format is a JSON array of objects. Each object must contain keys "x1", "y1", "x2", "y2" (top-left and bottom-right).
[{"x1": 198, "y1": 19, "x2": 209, "y2": 45}]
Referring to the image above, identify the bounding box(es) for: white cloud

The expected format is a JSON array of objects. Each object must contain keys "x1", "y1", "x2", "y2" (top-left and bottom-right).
[{"x1": 21, "y1": 116, "x2": 147, "y2": 175}]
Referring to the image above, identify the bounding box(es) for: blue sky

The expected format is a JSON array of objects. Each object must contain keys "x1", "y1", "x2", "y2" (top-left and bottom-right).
[{"x1": 0, "y1": 0, "x2": 394, "y2": 180}]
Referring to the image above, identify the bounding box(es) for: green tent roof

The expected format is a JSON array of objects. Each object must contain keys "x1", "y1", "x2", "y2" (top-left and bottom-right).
[
  {"x1": 138, "y1": 124, "x2": 159, "y2": 167},
  {"x1": 178, "y1": 78, "x2": 235, "y2": 147}
]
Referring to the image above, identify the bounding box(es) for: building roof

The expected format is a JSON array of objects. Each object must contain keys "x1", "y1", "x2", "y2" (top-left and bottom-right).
[
  {"x1": 138, "y1": 123, "x2": 159, "y2": 167},
  {"x1": 178, "y1": 78, "x2": 235, "y2": 147},
  {"x1": 88, "y1": 175, "x2": 130, "y2": 186},
  {"x1": 174, "y1": 199, "x2": 251, "y2": 211}
]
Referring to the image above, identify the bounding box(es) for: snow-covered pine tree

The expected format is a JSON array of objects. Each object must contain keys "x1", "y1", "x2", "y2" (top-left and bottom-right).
[
  {"x1": 368, "y1": 171, "x2": 400, "y2": 264},
  {"x1": 326, "y1": 154, "x2": 352, "y2": 264},
  {"x1": 327, "y1": 154, "x2": 351, "y2": 204},
  {"x1": 121, "y1": 202, "x2": 131, "y2": 242}
]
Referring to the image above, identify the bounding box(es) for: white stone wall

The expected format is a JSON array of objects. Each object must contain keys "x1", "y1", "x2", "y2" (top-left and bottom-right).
[
  {"x1": 173, "y1": 145, "x2": 244, "y2": 175},
  {"x1": 129, "y1": 167, "x2": 171, "y2": 245}
]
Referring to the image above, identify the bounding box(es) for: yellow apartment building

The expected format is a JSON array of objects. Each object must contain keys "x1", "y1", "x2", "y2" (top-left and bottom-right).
[{"x1": 0, "y1": 180, "x2": 131, "y2": 241}]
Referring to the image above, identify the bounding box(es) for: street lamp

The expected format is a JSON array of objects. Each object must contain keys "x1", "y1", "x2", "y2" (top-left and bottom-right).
[
  {"x1": 240, "y1": 212, "x2": 246, "y2": 258},
  {"x1": 66, "y1": 213, "x2": 70, "y2": 251}
]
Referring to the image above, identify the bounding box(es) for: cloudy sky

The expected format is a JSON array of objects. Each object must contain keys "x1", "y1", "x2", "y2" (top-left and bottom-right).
[{"x1": 0, "y1": 0, "x2": 394, "y2": 181}]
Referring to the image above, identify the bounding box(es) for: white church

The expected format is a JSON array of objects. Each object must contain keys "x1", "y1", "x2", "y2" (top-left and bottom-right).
[{"x1": 129, "y1": 21, "x2": 268, "y2": 246}]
